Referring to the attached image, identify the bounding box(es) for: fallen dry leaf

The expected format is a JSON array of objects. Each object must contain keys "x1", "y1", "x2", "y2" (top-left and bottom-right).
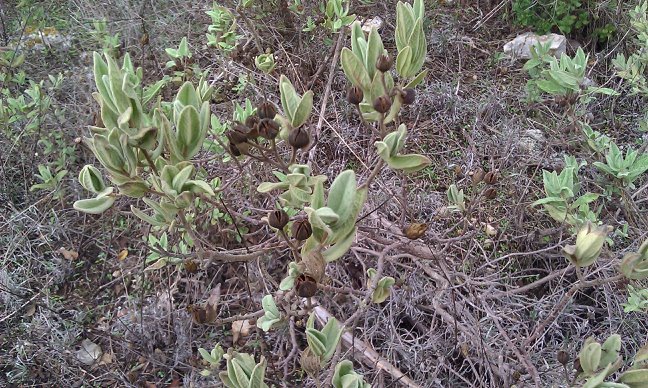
[
  {"x1": 24, "y1": 303, "x2": 36, "y2": 317},
  {"x1": 403, "y1": 223, "x2": 428, "y2": 240},
  {"x1": 76, "y1": 339, "x2": 102, "y2": 366},
  {"x1": 232, "y1": 319, "x2": 252, "y2": 343},
  {"x1": 58, "y1": 247, "x2": 79, "y2": 260}
]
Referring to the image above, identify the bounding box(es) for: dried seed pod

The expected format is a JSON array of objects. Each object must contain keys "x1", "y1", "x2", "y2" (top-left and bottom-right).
[
  {"x1": 227, "y1": 126, "x2": 248, "y2": 145},
  {"x1": 373, "y1": 95, "x2": 392, "y2": 114},
  {"x1": 557, "y1": 350, "x2": 569, "y2": 366},
  {"x1": 245, "y1": 114, "x2": 259, "y2": 130},
  {"x1": 376, "y1": 53, "x2": 393, "y2": 72},
  {"x1": 403, "y1": 223, "x2": 428, "y2": 240},
  {"x1": 229, "y1": 142, "x2": 241, "y2": 156},
  {"x1": 292, "y1": 218, "x2": 312, "y2": 241},
  {"x1": 296, "y1": 275, "x2": 318, "y2": 298},
  {"x1": 231, "y1": 122, "x2": 257, "y2": 140},
  {"x1": 347, "y1": 85, "x2": 364, "y2": 105},
  {"x1": 268, "y1": 209, "x2": 289, "y2": 229},
  {"x1": 472, "y1": 168, "x2": 485, "y2": 184},
  {"x1": 258, "y1": 119, "x2": 280, "y2": 140},
  {"x1": 257, "y1": 101, "x2": 277, "y2": 120},
  {"x1": 484, "y1": 171, "x2": 499, "y2": 185},
  {"x1": 288, "y1": 127, "x2": 310, "y2": 149},
  {"x1": 483, "y1": 187, "x2": 497, "y2": 200},
  {"x1": 300, "y1": 347, "x2": 322, "y2": 376},
  {"x1": 400, "y1": 88, "x2": 416, "y2": 105}
]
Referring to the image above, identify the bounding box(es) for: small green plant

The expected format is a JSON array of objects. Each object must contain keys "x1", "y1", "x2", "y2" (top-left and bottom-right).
[
  {"x1": 332, "y1": 360, "x2": 371, "y2": 388},
  {"x1": 219, "y1": 350, "x2": 268, "y2": 388},
  {"x1": 623, "y1": 285, "x2": 648, "y2": 313},
  {"x1": 526, "y1": 47, "x2": 616, "y2": 102},
  {"x1": 89, "y1": 19, "x2": 121, "y2": 55},
  {"x1": 300, "y1": 313, "x2": 344, "y2": 376},
  {"x1": 256, "y1": 295, "x2": 282, "y2": 331},
  {"x1": 574, "y1": 335, "x2": 648, "y2": 387},
  {"x1": 321, "y1": 0, "x2": 356, "y2": 32},
  {"x1": 254, "y1": 52, "x2": 276, "y2": 74},
  {"x1": 620, "y1": 238, "x2": 648, "y2": 280},
  {"x1": 581, "y1": 122, "x2": 613, "y2": 154},
  {"x1": 340, "y1": 0, "x2": 427, "y2": 123},
  {"x1": 367, "y1": 268, "x2": 395, "y2": 303},
  {"x1": 593, "y1": 142, "x2": 648, "y2": 189},
  {"x1": 198, "y1": 344, "x2": 225, "y2": 376},
  {"x1": 613, "y1": 2, "x2": 648, "y2": 96},
  {"x1": 562, "y1": 221, "x2": 612, "y2": 268},
  {"x1": 532, "y1": 156, "x2": 599, "y2": 229},
  {"x1": 446, "y1": 184, "x2": 466, "y2": 213},
  {"x1": 512, "y1": 0, "x2": 590, "y2": 34},
  {"x1": 206, "y1": 3, "x2": 240, "y2": 54},
  {"x1": 30, "y1": 164, "x2": 67, "y2": 200},
  {"x1": 165, "y1": 37, "x2": 197, "y2": 83}
]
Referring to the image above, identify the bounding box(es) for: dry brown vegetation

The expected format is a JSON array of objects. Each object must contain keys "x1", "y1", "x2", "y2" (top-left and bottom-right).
[{"x1": 1, "y1": 0, "x2": 647, "y2": 387}]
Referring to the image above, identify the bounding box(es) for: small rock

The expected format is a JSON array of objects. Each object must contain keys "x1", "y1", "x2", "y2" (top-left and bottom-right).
[
  {"x1": 76, "y1": 339, "x2": 102, "y2": 366},
  {"x1": 503, "y1": 32, "x2": 567, "y2": 60},
  {"x1": 361, "y1": 16, "x2": 383, "y2": 33}
]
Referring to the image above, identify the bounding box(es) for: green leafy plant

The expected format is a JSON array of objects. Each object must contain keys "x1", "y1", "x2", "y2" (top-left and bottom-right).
[
  {"x1": 620, "y1": 238, "x2": 648, "y2": 280},
  {"x1": 340, "y1": 0, "x2": 427, "y2": 123},
  {"x1": 219, "y1": 350, "x2": 268, "y2": 388},
  {"x1": 512, "y1": 0, "x2": 590, "y2": 34},
  {"x1": 593, "y1": 142, "x2": 648, "y2": 189},
  {"x1": 321, "y1": 0, "x2": 356, "y2": 32},
  {"x1": 206, "y1": 3, "x2": 240, "y2": 54},
  {"x1": 89, "y1": 19, "x2": 121, "y2": 56},
  {"x1": 374, "y1": 124, "x2": 431, "y2": 172},
  {"x1": 613, "y1": 2, "x2": 648, "y2": 96},
  {"x1": 256, "y1": 295, "x2": 282, "y2": 331},
  {"x1": 574, "y1": 335, "x2": 648, "y2": 387},
  {"x1": 198, "y1": 344, "x2": 225, "y2": 376},
  {"x1": 254, "y1": 52, "x2": 276, "y2": 74},
  {"x1": 563, "y1": 221, "x2": 612, "y2": 268},
  {"x1": 303, "y1": 313, "x2": 343, "y2": 367},
  {"x1": 446, "y1": 184, "x2": 466, "y2": 213},
  {"x1": 527, "y1": 47, "x2": 616, "y2": 101},
  {"x1": 532, "y1": 156, "x2": 599, "y2": 229},
  {"x1": 367, "y1": 268, "x2": 395, "y2": 303},
  {"x1": 30, "y1": 164, "x2": 67, "y2": 200},
  {"x1": 623, "y1": 285, "x2": 648, "y2": 313},
  {"x1": 332, "y1": 360, "x2": 371, "y2": 388}
]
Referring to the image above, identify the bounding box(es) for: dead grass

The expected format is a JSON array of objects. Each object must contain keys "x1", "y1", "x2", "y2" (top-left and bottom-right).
[{"x1": 1, "y1": 0, "x2": 648, "y2": 387}]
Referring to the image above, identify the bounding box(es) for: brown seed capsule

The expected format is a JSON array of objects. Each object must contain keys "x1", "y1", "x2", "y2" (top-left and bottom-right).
[
  {"x1": 347, "y1": 85, "x2": 364, "y2": 105},
  {"x1": 373, "y1": 95, "x2": 392, "y2": 114},
  {"x1": 484, "y1": 171, "x2": 499, "y2": 185},
  {"x1": 483, "y1": 187, "x2": 497, "y2": 200},
  {"x1": 258, "y1": 119, "x2": 280, "y2": 139},
  {"x1": 403, "y1": 223, "x2": 428, "y2": 240},
  {"x1": 472, "y1": 168, "x2": 485, "y2": 184},
  {"x1": 574, "y1": 357, "x2": 582, "y2": 374},
  {"x1": 268, "y1": 209, "x2": 289, "y2": 229},
  {"x1": 229, "y1": 142, "x2": 241, "y2": 156},
  {"x1": 288, "y1": 127, "x2": 310, "y2": 149},
  {"x1": 292, "y1": 218, "x2": 312, "y2": 241},
  {"x1": 296, "y1": 275, "x2": 318, "y2": 298},
  {"x1": 400, "y1": 88, "x2": 416, "y2": 105},
  {"x1": 227, "y1": 126, "x2": 248, "y2": 145},
  {"x1": 257, "y1": 101, "x2": 277, "y2": 120},
  {"x1": 557, "y1": 350, "x2": 569, "y2": 366},
  {"x1": 245, "y1": 114, "x2": 259, "y2": 130},
  {"x1": 231, "y1": 122, "x2": 257, "y2": 140},
  {"x1": 376, "y1": 53, "x2": 393, "y2": 72}
]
